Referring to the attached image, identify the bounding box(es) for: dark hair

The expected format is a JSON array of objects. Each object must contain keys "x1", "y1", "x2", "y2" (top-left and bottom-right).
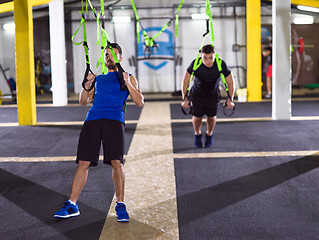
[
  {"x1": 201, "y1": 44, "x2": 215, "y2": 54},
  {"x1": 106, "y1": 43, "x2": 122, "y2": 56}
]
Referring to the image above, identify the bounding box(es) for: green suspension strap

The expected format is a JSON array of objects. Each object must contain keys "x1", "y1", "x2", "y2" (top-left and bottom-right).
[
  {"x1": 130, "y1": 0, "x2": 141, "y2": 44},
  {"x1": 205, "y1": 0, "x2": 214, "y2": 43},
  {"x1": 204, "y1": 0, "x2": 235, "y2": 115},
  {"x1": 96, "y1": 13, "x2": 108, "y2": 75},
  {"x1": 181, "y1": 21, "x2": 208, "y2": 115},
  {"x1": 95, "y1": 11, "x2": 128, "y2": 91},
  {"x1": 72, "y1": 0, "x2": 95, "y2": 91},
  {"x1": 130, "y1": 0, "x2": 184, "y2": 57},
  {"x1": 80, "y1": 0, "x2": 128, "y2": 91},
  {"x1": 150, "y1": 0, "x2": 184, "y2": 41},
  {"x1": 95, "y1": 0, "x2": 109, "y2": 75},
  {"x1": 182, "y1": 0, "x2": 211, "y2": 114},
  {"x1": 175, "y1": 0, "x2": 184, "y2": 37},
  {"x1": 130, "y1": 0, "x2": 156, "y2": 57}
]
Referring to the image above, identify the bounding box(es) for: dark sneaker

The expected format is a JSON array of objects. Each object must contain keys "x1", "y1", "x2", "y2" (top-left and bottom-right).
[
  {"x1": 205, "y1": 134, "x2": 213, "y2": 148},
  {"x1": 194, "y1": 134, "x2": 202, "y2": 148},
  {"x1": 54, "y1": 200, "x2": 80, "y2": 219},
  {"x1": 115, "y1": 202, "x2": 129, "y2": 222}
]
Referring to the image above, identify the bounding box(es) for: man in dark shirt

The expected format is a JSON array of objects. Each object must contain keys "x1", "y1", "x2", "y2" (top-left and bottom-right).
[{"x1": 181, "y1": 44, "x2": 235, "y2": 148}]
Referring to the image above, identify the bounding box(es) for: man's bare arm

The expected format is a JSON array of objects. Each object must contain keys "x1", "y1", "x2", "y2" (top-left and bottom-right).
[
  {"x1": 123, "y1": 73, "x2": 144, "y2": 107},
  {"x1": 79, "y1": 73, "x2": 96, "y2": 106},
  {"x1": 225, "y1": 73, "x2": 235, "y2": 108}
]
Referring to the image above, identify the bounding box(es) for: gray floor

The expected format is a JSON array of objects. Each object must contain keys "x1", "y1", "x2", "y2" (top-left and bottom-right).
[
  {"x1": 0, "y1": 104, "x2": 141, "y2": 240},
  {"x1": 174, "y1": 155, "x2": 319, "y2": 240},
  {"x1": 1, "y1": 100, "x2": 319, "y2": 239},
  {"x1": 0, "y1": 161, "x2": 114, "y2": 240},
  {"x1": 172, "y1": 100, "x2": 319, "y2": 240}
]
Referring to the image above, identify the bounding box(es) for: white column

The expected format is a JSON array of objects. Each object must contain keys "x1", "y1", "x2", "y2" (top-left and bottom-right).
[
  {"x1": 49, "y1": 0, "x2": 68, "y2": 106},
  {"x1": 272, "y1": 0, "x2": 291, "y2": 120}
]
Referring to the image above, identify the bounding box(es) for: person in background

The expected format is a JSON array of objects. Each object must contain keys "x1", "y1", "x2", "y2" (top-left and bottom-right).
[
  {"x1": 181, "y1": 44, "x2": 235, "y2": 148},
  {"x1": 262, "y1": 46, "x2": 272, "y2": 99}
]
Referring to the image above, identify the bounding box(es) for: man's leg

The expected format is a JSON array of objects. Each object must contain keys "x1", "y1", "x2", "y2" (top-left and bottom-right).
[
  {"x1": 205, "y1": 116, "x2": 217, "y2": 147},
  {"x1": 265, "y1": 64, "x2": 272, "y2": 98},
  {"x1": 111, "y1": 160, "x2": 125, "y2": 202},
  {"x1": 69, "y1": 160, "x2": 91, "y2": 203},
  {"x1": 192, "y1": 116, "x2": 203, "y2": 147},
  {"x1": 192, "y1": 116, "x2": 202, "y2": 135},
  {"x1": 111, "y1": 159, "x2": 129, "y2": 222},
  {"x1": 54, "y1": 160, "x2": 90, "y2": 218},
  {"x1": 266, "y1": 76, "x2": 272, "y2": 95},
  {"x1": 206, "y1": 116, "x2": 217, "y2": 136}
]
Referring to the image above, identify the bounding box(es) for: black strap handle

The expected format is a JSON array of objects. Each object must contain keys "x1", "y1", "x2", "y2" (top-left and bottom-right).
[
  {"x1": 223, "y1": 92, "x2": 236, "y2": 117},
  {"x1": 115, "y1": 63, "x2": 129, "y2": 92},
  {"x1": 82, "y1": 65, "x2": 95, "y2": 92},
  {"x1": 181, "y1": 91, "x2": 192, "y2": 115},
  {"x1": 203, "y1": 19, "x2": 210, "y2": 37}
]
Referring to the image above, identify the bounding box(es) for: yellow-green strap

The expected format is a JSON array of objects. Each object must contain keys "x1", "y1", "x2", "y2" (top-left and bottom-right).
[
  {"x1": 206, "y1": 0, "x2": 214, "y2": 42},
  {"x1": 205, "y1": 0, "x2": 228, "y2": 92},
  {"x1": 100, "y1": 24, "x2": 120, "y2": 64},
  {"x1": 175, "y1": 14, "x2": 179, "y2": 37},
  {"x1": 151, "y1": 0, "x2": 184, "y2": 42},
  {"x1": 100, "y1": 0, "x2": 104, "y2": 16},
  {"x1": 96, "y1": 12, "x2": 101, "y2": 45},
  {"x1": 71, "y1": 0, "x2": 86, "y2": 46},
  {"x1": 187, "y1": 36, "x2": 206, "y2": 91},
  {"x1": 175, "y1": 0, "x2": 184, "y2": 37},
  {"x1": 71, "y1": 0, "x2": 90, "y2": 65},
  {"x1": 86, "y1": 0, "x2": 97, "y2": 17},
  {"x1": 130, "y1": 0, "x2": 184, "y2": 45},
  {"x1": 71, "y1": 16, "x2": 85, "y2": 46},
  {"x1": 215, "y1": 53, "x2": 228, "y2": 92},
  {"x1": 96, "y1": 12, "x2": 107, "y2": 74},
  {"x1": 130, "y1": 0, "x2": 141, "y2": 43},
  {"x1": 143, "y1": 31, "x2": 154, "y2": 48}
]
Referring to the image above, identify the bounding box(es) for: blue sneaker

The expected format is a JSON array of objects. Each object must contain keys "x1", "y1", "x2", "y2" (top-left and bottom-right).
[
  {"x1": 194, "y1": 134, "x2": 202, "y2": 148},
  {"x1": 115, "y1": 202, "x2": 129, "y2": 222},
  {"x1": 205, "y1": 134, "x2": 213, "y2": 148},
  {"x1": 54, "y1": 200, "x2": 80, "y2": 219}
]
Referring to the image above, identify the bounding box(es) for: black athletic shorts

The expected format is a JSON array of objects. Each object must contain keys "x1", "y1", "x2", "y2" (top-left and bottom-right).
[
  {"x1": 76, "y1": 119, "x2": 125, "y2": 166},
  {"x1": 190, "y1": 91, "x2": 221, "y2": 117}
]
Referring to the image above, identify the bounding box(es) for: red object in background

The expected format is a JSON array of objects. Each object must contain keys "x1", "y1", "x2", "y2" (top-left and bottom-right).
[{"x1": 298, "y1": 37, "x2": 305, "y2": 54}]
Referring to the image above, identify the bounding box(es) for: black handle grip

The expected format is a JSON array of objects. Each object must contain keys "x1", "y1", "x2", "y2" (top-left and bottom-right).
[
  {"x1": 82, "y1": 66, "x2": 95, "y2": 92},
  {"x1": 116, "y1": 63, "x2": 129, "y2": 92},
  {"x1": 223, "y1": 97, "x2": 236, "y2": 117}
]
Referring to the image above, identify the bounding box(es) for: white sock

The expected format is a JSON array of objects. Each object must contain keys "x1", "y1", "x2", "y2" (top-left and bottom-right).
[{"x1": 68, "y1": 200, "x2": 76, "y2": 205}]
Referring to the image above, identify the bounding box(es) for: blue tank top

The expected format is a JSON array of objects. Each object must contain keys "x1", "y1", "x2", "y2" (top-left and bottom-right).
[{"x1": 85, "y1": 72, "x2": 129, "y2": 123}]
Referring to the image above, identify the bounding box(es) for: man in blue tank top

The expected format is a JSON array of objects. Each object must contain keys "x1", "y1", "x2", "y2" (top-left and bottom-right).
[{"x1": 54, "y1": 43, "x2": 144, "y2": 222}]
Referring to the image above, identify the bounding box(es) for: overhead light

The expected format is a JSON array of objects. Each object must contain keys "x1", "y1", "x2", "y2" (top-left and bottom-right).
[
  {"x1": 293, "y1": 15, "x2": 314, "y2": 24},
  {"x1": 3, "y1": 22, "x2": 15, "y2": 31},
  {"x1": 297, "y1": 5, "x2": 319, "y2": 13},
  {"x1": 112, "y1": 16, "x2": 131, "y2": 23},
  {"x1": 191, "y1": 13, "x2": 209, "y2": 20}
]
